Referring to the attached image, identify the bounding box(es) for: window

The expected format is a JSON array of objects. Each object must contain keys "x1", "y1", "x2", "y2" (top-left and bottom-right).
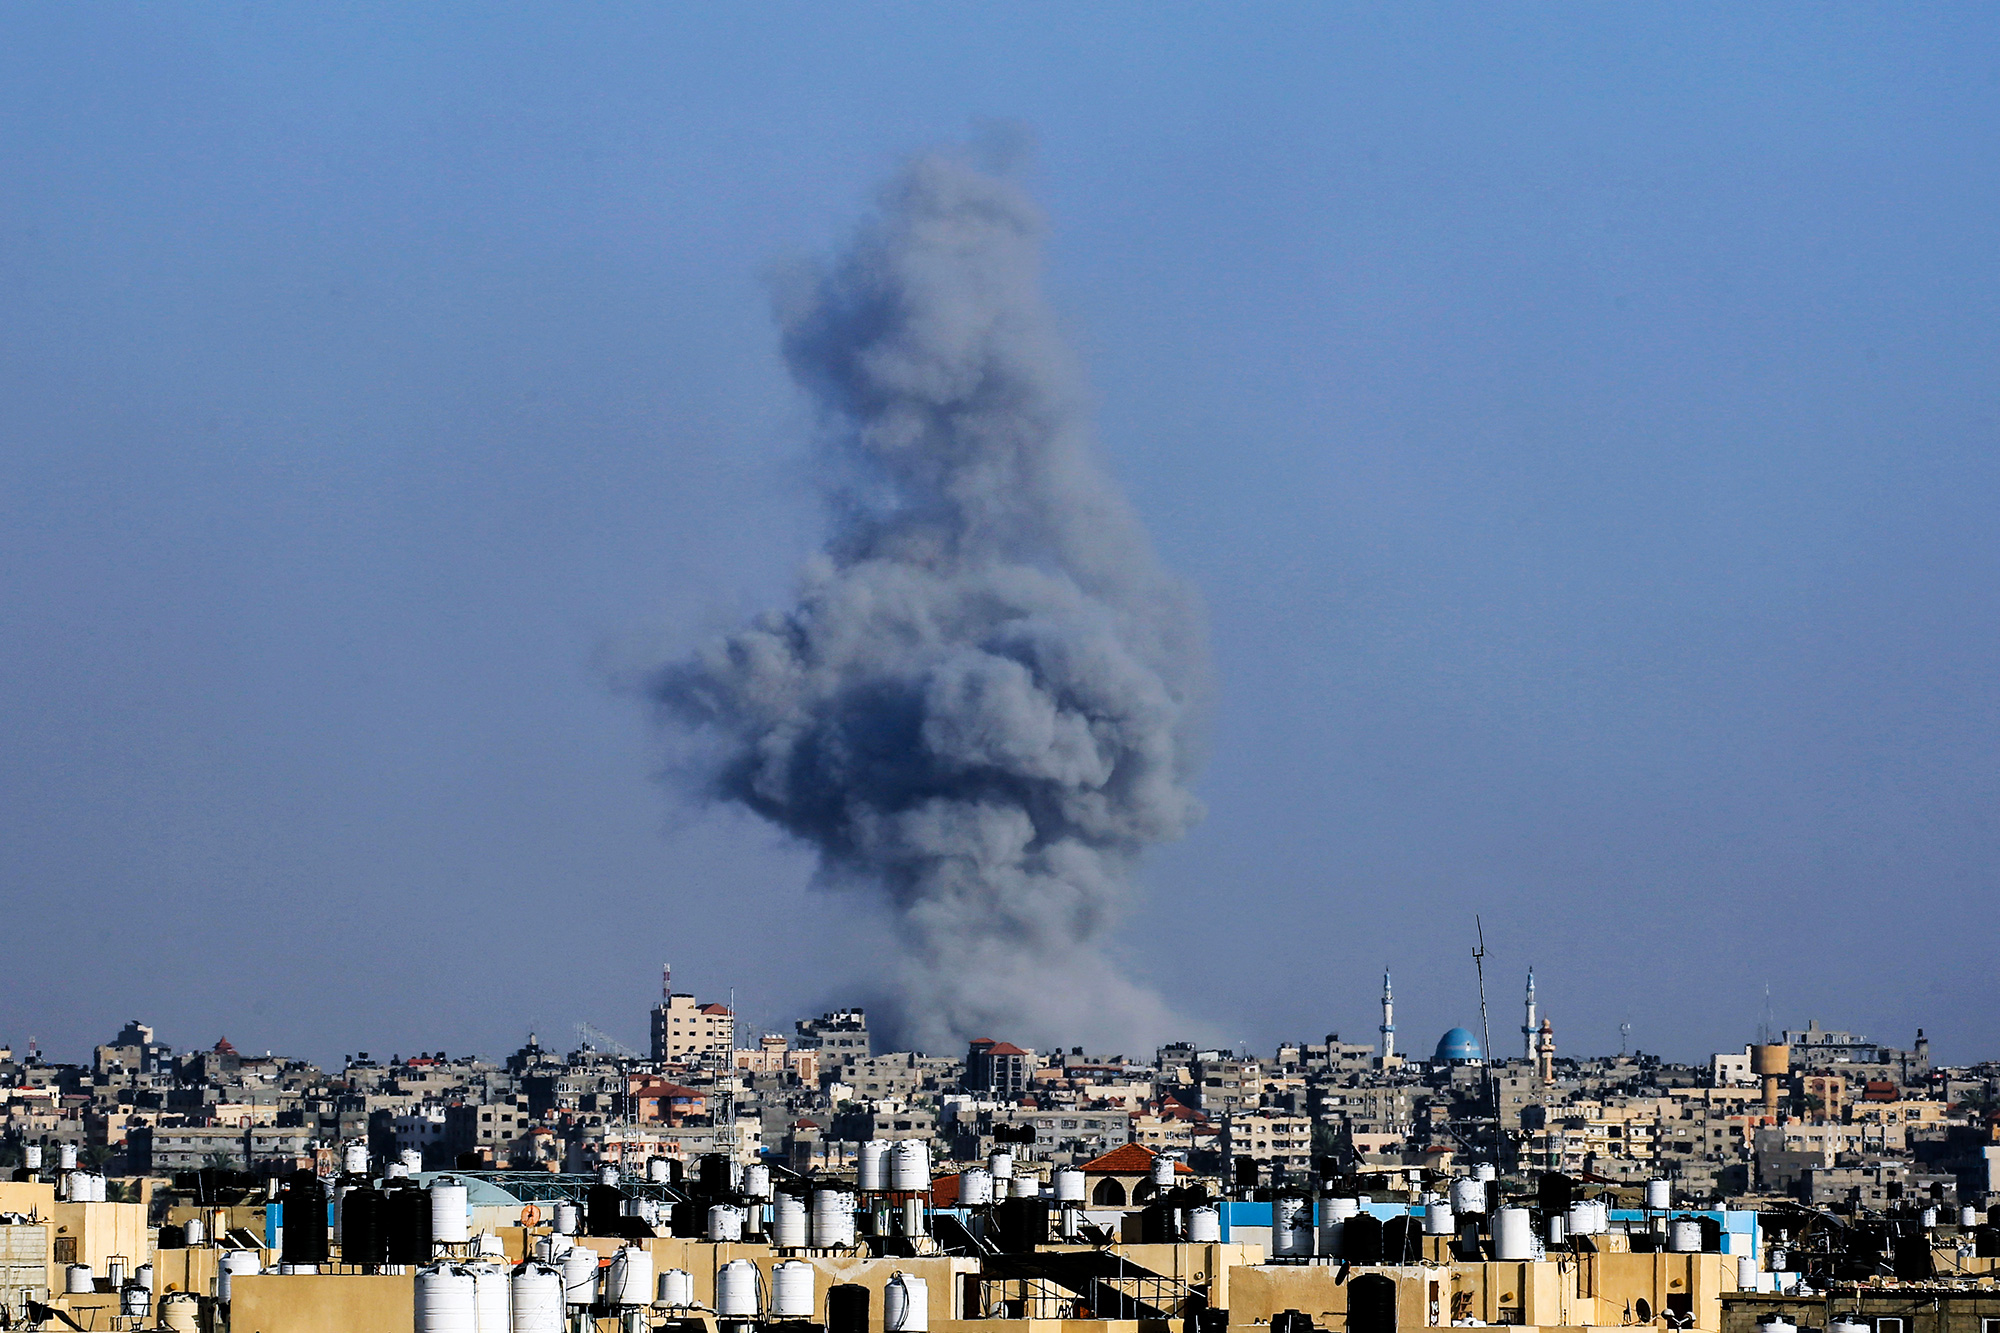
[{"x1": 1874, "y1": 1321, "x2": 1904, "y2": 1333}]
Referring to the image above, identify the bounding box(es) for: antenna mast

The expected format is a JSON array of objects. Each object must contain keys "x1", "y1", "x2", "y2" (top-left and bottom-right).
[{"x1": 1473, "y1": 915, "x2": 1500, "y2": 1169}]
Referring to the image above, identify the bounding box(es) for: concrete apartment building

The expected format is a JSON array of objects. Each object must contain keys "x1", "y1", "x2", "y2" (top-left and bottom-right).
[{"x1": 649, "y1": 993, "x2": 735, "y2": 1065}]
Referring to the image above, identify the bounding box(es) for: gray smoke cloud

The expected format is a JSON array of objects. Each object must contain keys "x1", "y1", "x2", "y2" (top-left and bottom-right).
[{"x1": 655, "y1": 146, "x2": 1208, "y2": 1053}]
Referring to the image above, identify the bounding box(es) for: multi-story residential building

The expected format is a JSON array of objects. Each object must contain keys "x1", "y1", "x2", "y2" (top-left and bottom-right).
[
  {"x1": 964, "y1": 1041, "x2": 1035, "y2": 1097},
  {"x1": 649, "y1": 993, "x2": 736, "y2": 1066},
  {"x1": 1224, "y1": 1109, "x2": 1313, "y2": 1180}
]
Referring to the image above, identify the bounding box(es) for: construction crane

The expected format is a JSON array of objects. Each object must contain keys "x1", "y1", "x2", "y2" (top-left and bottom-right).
[{"x1": 573, "y1": 1022, "x2": 641, "y2": 1060}]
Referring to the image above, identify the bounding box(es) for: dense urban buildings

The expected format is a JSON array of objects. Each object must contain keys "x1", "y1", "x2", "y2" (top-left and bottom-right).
[{"x1": 2, "y1": 971, "x2": 1995, "y2": 1331}]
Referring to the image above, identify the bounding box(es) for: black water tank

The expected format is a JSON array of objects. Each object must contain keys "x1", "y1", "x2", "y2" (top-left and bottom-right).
[
  {"x1": 341, "y1": 1186, "x2": 388, "y2": 1266},
  {"x1": 1344, "y1": 1211, "x2": 1384, "y2": 1264},
  {"x1": 385, "y1": 1186, "x2": 429, "y2": 1264},
  {"x1": 698, "y1": 1154, "x2": 732, "y2": 1196},
  {"x1": 1538, "y1": 1173, "x2": 1574, "y2": 1216},
  {"x1": 279, "y1": 1171, "x2": 329, "y2": 1265},
  {"x1": 1892, "y1": 1230, "x2": 1933, "y2": 1280},
  {"x1": 587, "y1": 1183, "x2": 624, "y2": 1236},
  {"x1": 1348, "y1": 1273, "x2": 1398, "y2": 1333},
  {"x1": 1381, "y1": 1215, "x2": 1421, "y2": 1264},
  {"x1": 672, "y1": 1201, "x2": 705, "y2": 1238},
  {"x1": 828, "y1": 1283, "x2": 870, "y2": 1333},
  {"x1": 1274, "y1": 1310, "x2": 1316, "y2": 1333},
  {"x1": 992, "y1": 1198, "x2": 1049, "y2": 1251}
]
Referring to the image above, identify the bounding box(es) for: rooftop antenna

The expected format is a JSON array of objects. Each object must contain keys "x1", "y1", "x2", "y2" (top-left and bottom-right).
[
  {"x1": 662, "y1": 961, "x2": 672, "y2": 1001},
  {"x1": 1758, "y1": 982, "x2": 1775, "y2": 1046},
  {"x1": 1620, "y1": 1021, "x2": 1631, "y2": 1056},
  {"x1": 1473, "y1": 916, "x2": 1499, "y2": 1168}
]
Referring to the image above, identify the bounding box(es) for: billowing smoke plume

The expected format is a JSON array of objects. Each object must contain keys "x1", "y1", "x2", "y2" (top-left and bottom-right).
[{"x1": 655, "y1": 147, "x2": 1208, "y2": 1053}]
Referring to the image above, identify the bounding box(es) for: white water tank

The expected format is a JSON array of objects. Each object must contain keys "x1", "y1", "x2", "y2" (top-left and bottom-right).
[
  {"x1": 772, "y1": 1259, "x2": 816, "y2": 1318},
  {"x1": 136, "y1": 1262, "x2": 154, "y2": 1291},
  {"x1": 217, "y1": 1251, "x2": 260, "y2": 1301},
  {"x1": 598, "y1": 1165, "x2": 620, "y2": 1187},
  {"x1": 1757, "y1": 1320, "x2": 1797, "y2": 1333},
  {"x1": 814, "y1": 1189, "x2": 857, "y2": 1248},
  {"x1": 1010, "y1": 1175, "x2": 1038, "y2": 1199},
  {"x1": 59, "y1": 1144, "x2": 78, "y2": 1171},
  {"x1": 23, "y1": 1145, "x2": 41, "y2": 1170},
  {"x1": 183, "y1": 1216, "x2": 206, "y2": 1246},
  {"x1": 658, "y1": 1268, "x2": 694, "y2": 1308},
  {"x1": 1425, "y1": 1202, "x2": 1456, "y2": 1236},
  {"x1": 1320, "y1": 1196, "x2": 1358, "y2": 1257},
  {"x1": 106, "y1": 1256, "x2": 127, "y2": 1286},
  {"x1": 431, "y1": 1180, "x2": 470, "y2": 1245},
  {"x1": 1962, "y1": 1206, "x2": 1981, "y2": 1228},
  {"x1": 1054, "y1": 1168, "x2": 1086, "y2": 1204},
  {"x1": 988, "y1": 1150, "x2": 1015, "y2": 1180},
  {"x1": 885, "y1": 1272, "x2": 929, "y2": 1332},
  {"x1": 717, "y1": 1259, "x2": 760, "y2": 1317},
  {"x1": 1450, "y1": 1178, "x2": 1485, "y2": 1213},
  {"x1": 1272, "y1": 1197, "x2": 1311, "y2": 1257},
  {"x1": 1921, "y1": 1208, "x2": 1938, "y2": 1229},
  {"x1": 606, "y1": 1246, "x2": 653, "y2": 1307},
  {"x1": 65, "y1": 1264, "x2": 93, "y2": 1294},
  {"x1": 960, "y1": 1167, "x2": 994, "y2": 1206},
  {"x1": 552, "y1": 1200, "x2": 580, "y2": 1236},
  {"x1": 858, "y1": 1140, "x2": 890, "y2": 1192},
  {"x1": 387, "y1": 1162, "x2": 410, "y2": 1180},
  {"x1": 561, "y1": 1248, "x2": 599, "y2": 1307},
  {"x1": 1737, "y1": 1255, "x2": 1758, "y2": 1291},
  {"x1": 744, "y1": 1164, "x2": 772, "y2": 1199},
  {"x1": 401, "y1": 1148, "x2": 424, "y2": 1174},
  {"x1": 470, "y1": 1263, "x2": 510, "y2": 1329},
  {"x1": 160, "y1": 1291, "x2": 201, "y2": 1332},
  {"x1": 707, "y1": 1204, "x2": 745, "y2": 1242},
  {"x1": 1566, "y1": 1202, "x2": 1594, "y2": 1237},
  {"x1": 344, "y1": 1142, "x2": 369, "y2": 1175},
  {"x1": 1830, "y1": 1320, "x2": 1869, "y2": 1333},
  {"x1": 773, "y1": 1192, "x2": 809, "y2": 1247},
  {"x1": 1188, "y1": 1205, "x2": 1222, "y2": 1243},
  {"x1": 1645, "y1": 1179, "x2": 1671, "y2": 1211},
  {"x1": 415, "y1": 1264, "x2": 477, "y2": 1333},
  {"x1": 1668, "y1": 1220, "x2": 1704, "y2": 1253},
  {"x1": 1493, "y1": 1208, "x2": 1534, "y2": 1261},
  {"x1": 511, "y1": 1263, "x2": 564, "y2": 1333},
  {"x1": 1549, "y1": 1216, "x2": 1567, "y2": 1245},
  {"x1": 1474, "y1": 1164, "x2": 1497, "y2": 1183},
  {"x1": 1150, "y1": 1153, "x2": 1177, "y2": 1187},
  {"x1": 121, "y1": 1285, "x2": 152, "y2": 1318},
  {"x1": 890, "y1": 1140, "x2": 930, "y2": 1191}
]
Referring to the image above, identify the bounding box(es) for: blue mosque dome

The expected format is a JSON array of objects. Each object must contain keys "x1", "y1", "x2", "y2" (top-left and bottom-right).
[{"x1": 1434, "y1": 1027, "x2": 1483, "y2": 1063}]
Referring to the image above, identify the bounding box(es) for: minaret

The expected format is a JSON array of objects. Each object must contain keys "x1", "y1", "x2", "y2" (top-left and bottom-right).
[
  {"x1": 1536, "y1": 1018, "x2": 1555, "y2": 1083},
  {"x1": 1379, "y1": 970, "x2": 1396, "y2": 1061},
  {"x1": 1522, "y1": 968, "x2": 1537, "y2": 1062}
]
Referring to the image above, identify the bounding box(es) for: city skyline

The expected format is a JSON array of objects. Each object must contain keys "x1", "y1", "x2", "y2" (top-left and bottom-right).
[{"x1": 5, "y1": 8, "x2": 1998, "y2": 1067}]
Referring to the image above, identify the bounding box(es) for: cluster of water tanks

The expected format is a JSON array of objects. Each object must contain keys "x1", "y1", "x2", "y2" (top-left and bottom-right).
[
  {"x1": 62, "y1": 1171, "x2": 108, "y2": 1201},
  {"x1": 412, "y1": 1247, "x2": 681, "y2": 1332},
  {"x1": 853, "y1": 1139, "x2": 934, "y2": 1193}
]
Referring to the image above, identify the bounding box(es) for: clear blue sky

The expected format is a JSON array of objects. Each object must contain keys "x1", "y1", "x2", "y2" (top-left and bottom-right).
[{"x1": 3, "y1": 5, "x2": 1995, "y2": 1066}]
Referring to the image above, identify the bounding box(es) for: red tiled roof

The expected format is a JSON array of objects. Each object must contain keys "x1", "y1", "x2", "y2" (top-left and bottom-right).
[
  {"x1": 699, "y1": 1003, "x2": 734, "y2": 1016},
  {"x1": 985, "y1": 1042, "x2": 1028, "y2": 1056},
  {"x1": 633, "y1": 1082, "x2": 703, "y2": 1099},
  {"x1": 1080, "y1": 1143, "x2": 1192, "y2": 1175}
]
